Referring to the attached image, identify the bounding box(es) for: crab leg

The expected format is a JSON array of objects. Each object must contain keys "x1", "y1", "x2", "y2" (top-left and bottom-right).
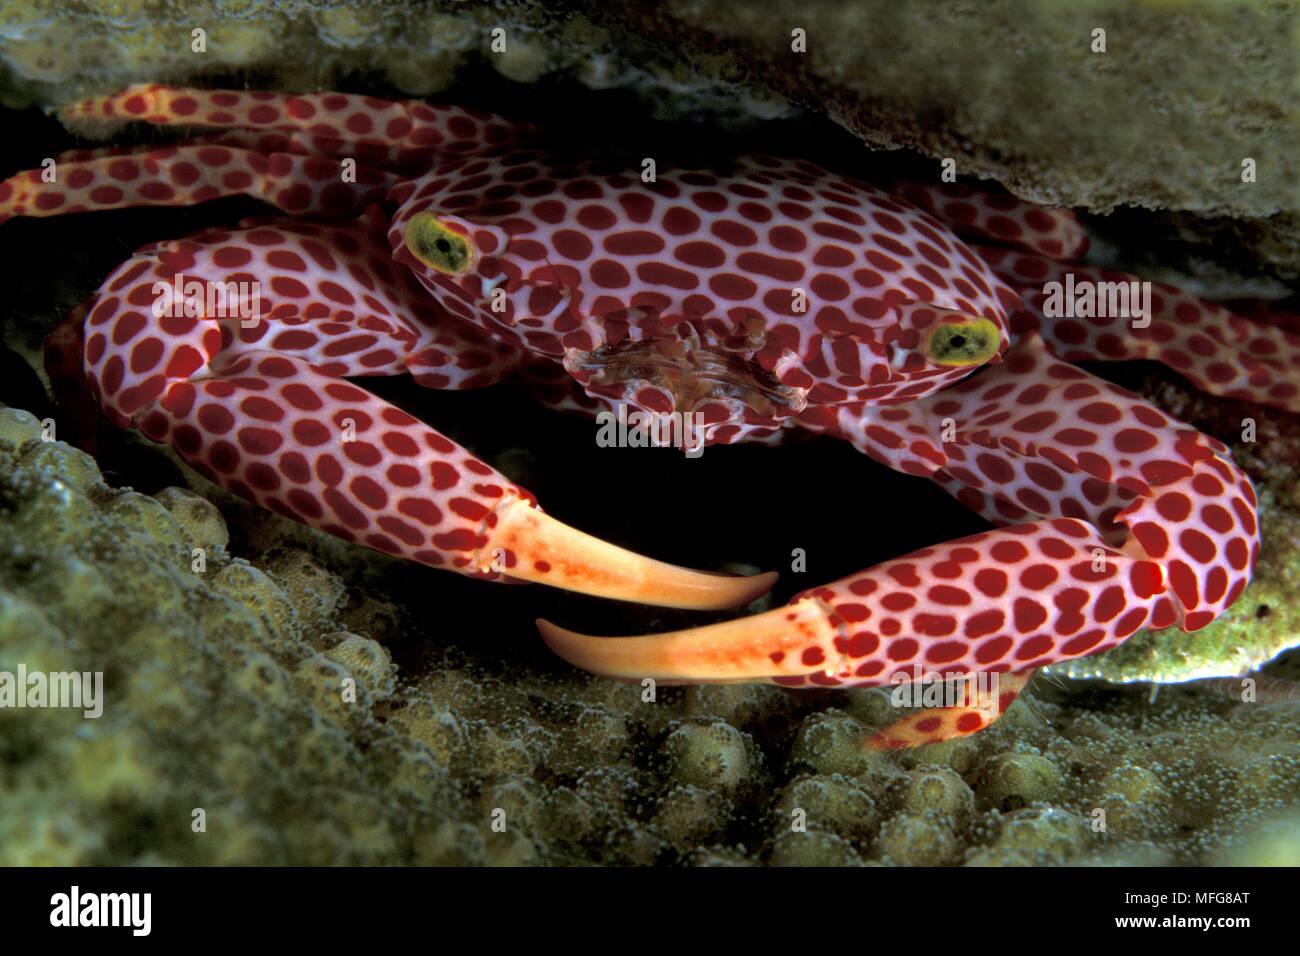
[
  {"x1": 60, "y1": 84, "x2": 532, "y2": 155},
  {"x1": 46, "y1": 130, "x2": 434, "y2": 178},
  {"x1": 1, "y1": 84, "x2": 535, "y2": 223},
  {"x1": 541, "y1": 513, "x2": 1163, "y2": 680},
  {"x1": 864, "y1": 671, "x2": 1035, "y2": 750},
  {"x1": 58, "y1": 214, "x2": 772, "y2": 609},
  {"x1": 142, "y1": 352, "x2": 767, "y2": 606},
  {"x1": 891, "y1": 179, "x2": 1090, "y2": 260},
  {"x1": 976, "y1": 248, "x2": 1300, "y2": 413},
  {"x1": 0, "y1": 144, "x2": 398, "y2": 222},
  {"x1": 893, "y1": 179, "x2": 1300, "y2": 412},
  {"x1": 540, "y1": 334, "x2": 1259, "y2": 745}
]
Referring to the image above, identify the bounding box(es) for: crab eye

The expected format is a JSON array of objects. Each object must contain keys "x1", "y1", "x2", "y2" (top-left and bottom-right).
[
  {"x1": 921, "y1": 317, "x2": 1001, "y2": 366},
  {"x1": 404, "y1": 212, "x2": 473, "y2": 275}
]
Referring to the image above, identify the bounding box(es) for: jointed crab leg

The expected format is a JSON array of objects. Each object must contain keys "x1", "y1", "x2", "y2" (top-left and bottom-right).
[
  {"x1": 541, "y1": 514, "x2": 1165, "y2": 677},
  {"x1": 540, "y1": 334, "x2": 1260, "y2": 745},
  {"x1": 978, "y1": 248, "x2": 1300, "y2": 413},
  {"x1": 891, "y1": 179, "x2": 1090, "y2": 260},
  {"x1": 895, "y1": 178, "x2": 1300, "y2": 412},
  {"x1": 0, "y1": 143, "x2": 398, "y2": 222},
  {"x1": 0, "y1": 84, "x2": 533, "y2": 223},
  {"x1": 61, "y1": 84, "x2": 532, "y2": 154},
  {"x1": 865, "y1": 671, "x2": 1034, "y2": 750},
  {"x1": 141, "y1": 346, "x2": 772, "y2": 607}
]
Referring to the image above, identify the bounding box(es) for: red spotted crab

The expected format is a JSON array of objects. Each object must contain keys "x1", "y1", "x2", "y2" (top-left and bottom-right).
[{"x1": 3, "y1": 85, "x2": 1291, "y2": 748}]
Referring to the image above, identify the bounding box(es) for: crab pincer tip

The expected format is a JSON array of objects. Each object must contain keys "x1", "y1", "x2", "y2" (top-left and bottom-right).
[
  {"x1": 536, "y1": 598, "x2": 843, "y2": 683},
  {"x1": 487, "y1": 496, "x2": 777, "y2": 610}
]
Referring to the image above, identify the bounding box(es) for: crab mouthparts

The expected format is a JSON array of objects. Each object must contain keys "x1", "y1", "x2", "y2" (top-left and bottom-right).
[{"x1": 567, "y1": 338, "x2": 804, "y2": 420}]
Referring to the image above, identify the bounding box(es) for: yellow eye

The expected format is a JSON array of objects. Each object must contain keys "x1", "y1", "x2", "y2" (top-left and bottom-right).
[
  {"x1": 921, "y1": 317, "x2": 1001, "y2": 366},
  {"x1": 404, "y1": 212, "x2": 474, "y2": 275}
]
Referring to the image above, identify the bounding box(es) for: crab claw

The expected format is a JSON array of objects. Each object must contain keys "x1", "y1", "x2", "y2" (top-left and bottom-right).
[
  {"x1": 537, "y1": 598, "x2": 842, "y2": 681},
  {"x1": 491, "y1": 496, "x2": 775, "y2": 610}
]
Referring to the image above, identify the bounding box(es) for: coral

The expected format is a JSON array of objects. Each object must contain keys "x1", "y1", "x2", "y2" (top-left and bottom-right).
[
  {"x1": 875, "y1": 814, "x2": 963, "y2": 866},
  {"x1": 0, "y1": 1, "x2": 1293, "y2": 279},
  {"x1": 1213, "y1": 810, "x2": 1300, "y2": 866},
  {"x1": 967, "y1": 807, "x2": 1091, "y2": 866},
  {"x1": 661, "y1": 717, "x2": 760, "y2": 795},
  {"x1": 2, "y1": 401, "x2": 1299, "y2": 865},
  {"x1": 974, "y1": 753, "x2": 1067, "y2": 812},
  {"x1": 0, "y1": 405, "x2": 470, "y2": 864}
]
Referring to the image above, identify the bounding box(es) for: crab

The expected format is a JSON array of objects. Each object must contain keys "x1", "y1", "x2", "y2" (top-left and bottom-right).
[{"x1": 3, "y1": 84, "x2": 1291, "y2": 749}]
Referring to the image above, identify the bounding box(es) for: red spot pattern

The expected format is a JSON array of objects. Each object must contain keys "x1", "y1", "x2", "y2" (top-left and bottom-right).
[
  {"x1": 4, "y1": 85, "x2": 1267, "y2": 731},
  {"x1": 387, "y1": 150, "x2": 1017, "y2": 444},
  {"x1": 788, "y1": 517, "x2": 1166, "y2": 686},
  {"x1": 77, "y1": 217, "x2": 532, "y2": 579},
  {"x1": 894, "y1": 180, "x2": 1089, "y2": 261},
  {"x1": 782, "y1": 334, "x2": 1258, "y2": 689},
  {"x1": 977, "y1": 248, "x2": 1300, "y2": 415},
  {"x1": 865, "y1": 672, "x2": 1035, "y2": 749},
  {"x1": 1, "y1": 140, "x2": 400, "y2": 221},
  {"x1": 2, "y1": 83, "x2": 535, "y2": 223}
]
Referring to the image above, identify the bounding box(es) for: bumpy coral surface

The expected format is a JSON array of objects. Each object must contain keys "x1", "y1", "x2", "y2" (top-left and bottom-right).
[
  {"x1": 2, "y1": 405, "x2": 1298, "y2": 865},
  {"x1": 0, "y1": 1, "x2": 1295, "y2": 278}
]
